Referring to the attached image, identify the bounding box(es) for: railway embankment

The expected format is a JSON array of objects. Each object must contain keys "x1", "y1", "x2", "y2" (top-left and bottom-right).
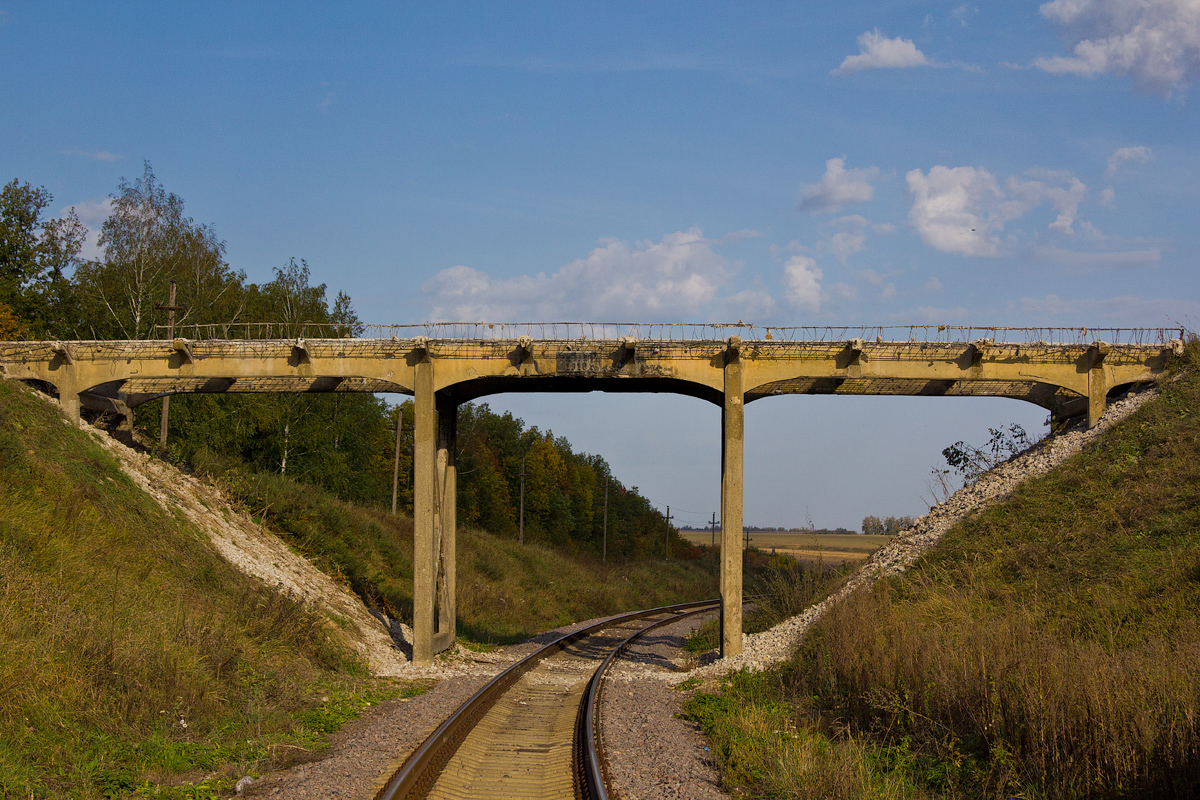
[
  {"x1": 684, "y1": 339, "x2": 1200, "y2": 798},
  {"x1": 0, "y1": 376, "x2": 717, "y2": 797}
]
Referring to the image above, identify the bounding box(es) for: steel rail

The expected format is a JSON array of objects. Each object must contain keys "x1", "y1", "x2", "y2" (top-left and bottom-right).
[
  {"x1": 373, "y1": 598, "x2": 719, "y2": 800},
  {"x1": 580, "y1": 602, "x2": 720, "y2": 800}
]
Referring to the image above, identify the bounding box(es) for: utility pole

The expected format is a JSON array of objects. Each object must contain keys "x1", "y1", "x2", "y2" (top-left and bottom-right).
[
  {"x1": 602, "y1": 476, "x2": 609, "y2": 562},
  {"x1": 154, "y1": 280, "x2": 185, "y2": 447},
  {"x1": 664, "y1": 505, "x2": 673, "y2": 560},
  {"x1": 391, "y1": 405, "x2": 403, "y2": 515},
  {"x1": 519, "y1": 455, "x2": 526, "y2": 545},
  {"x1": 711, "y1": 512, "x2": 718, "y2": 564}
]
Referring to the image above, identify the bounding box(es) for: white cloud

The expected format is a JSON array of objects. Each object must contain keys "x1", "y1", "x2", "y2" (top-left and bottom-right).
[
  {"x1": 832, "y1": 29, "x2": 930, "y2": 74},
  {"x1": 1100, "y1": 185, "x2": 1117, "y2": 205},
  {"x1": 1035, "y1": 0, "x2": 1200, "y2": 96},
  {"x1": 798, "y1": 158, "x2": 879, "y2": 213},
  {"x1": 782, "y1": 255, "x2": 823, "y2": 312},
  {"x1": 950, "y1": 4, "x2": 979, "y2": 27},
  {"x1": 62, "y1": 149, "x2": 124, "y2": 162},
  {"x1": 906, "y1": 166, "x2": 1018, "y2": 256},
  {"x1": 1043, "y1": 175, "x2": 1088, "y2": 234},
  {"x1": 722, "y1": 290, "x2": 777, "y2": 320},
  {"x1": 1018, "y1": 293, "x2": 1200, "y2": 324},
  {"x1": 828, "y1": 282, "x2": 859, "y2": 301},
  {"x1": 860, "y1": 268, "x2": 896, "y2": 299},
  {"x1": 65, "y1": 198, "x2": 115, "y2": 261},
  {"x1": 1032, "y1": 245, "x2": 1161, "y2": 268},
  {"x1": 821, "y1": 215, "x2": 869, "y2": 263},
  {"x1": 1106, "y1": 145, "x2": 1153, "y2": 175},
  {"x1": 925, "y1": 276, "x2": 944, "y2": 291},
  {"x1": 422, "y1": 228, "x2": 735, "y2": 320},
  {"x1": 911, "y1": 305, "x2": 969, "y2": 323},
  {"x1": 905, "y1": 165, "x2": 1089, "y2": 255}
]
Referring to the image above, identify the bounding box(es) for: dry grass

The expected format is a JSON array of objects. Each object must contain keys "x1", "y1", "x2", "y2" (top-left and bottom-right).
[{"x1": 687, "y1": 339, "x2": 1200, "y2": 798}]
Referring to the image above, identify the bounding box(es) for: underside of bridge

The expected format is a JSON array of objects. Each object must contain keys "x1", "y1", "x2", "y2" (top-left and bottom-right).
[{"x1": 0, "y1": 332, "x2": 1177, "y2": 665}]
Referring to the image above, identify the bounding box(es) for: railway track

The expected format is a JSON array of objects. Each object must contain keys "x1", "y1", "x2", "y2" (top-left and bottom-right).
[{"x1": 374, "y1": 600, "x2": 720, "y2": 800}]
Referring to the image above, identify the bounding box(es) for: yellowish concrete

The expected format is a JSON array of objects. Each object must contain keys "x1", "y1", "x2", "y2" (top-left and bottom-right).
[{"x1": 1, "y1": 333, "x2": 1175, "y2": 665}]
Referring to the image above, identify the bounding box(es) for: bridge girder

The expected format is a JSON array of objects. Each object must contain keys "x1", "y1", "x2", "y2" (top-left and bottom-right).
[{"x1": 0, "y1": 335, "x2": 1176, "y2": 665}]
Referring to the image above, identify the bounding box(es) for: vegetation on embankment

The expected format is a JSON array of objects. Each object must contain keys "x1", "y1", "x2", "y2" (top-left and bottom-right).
[
  {"x1": 191, "y1": 447, "x2": 718, "y2": 645},
  {"x1": 0, "y1": 376, "x2": 718, "y2": 796},
  {"x1": 685, "y1": 340, "x2": 1200, "y2": 799},
  {"x1": 0, "y1": 377, "x2": 417, "y2": 799}
]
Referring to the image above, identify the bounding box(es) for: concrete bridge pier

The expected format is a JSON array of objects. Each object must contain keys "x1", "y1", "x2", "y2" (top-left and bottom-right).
[
  {"x1": 720, "y1": 339, "x2": 744, "y2": 657},
  {"x1": 412, "y1": 356, "x2": 458, "y2": 666}
]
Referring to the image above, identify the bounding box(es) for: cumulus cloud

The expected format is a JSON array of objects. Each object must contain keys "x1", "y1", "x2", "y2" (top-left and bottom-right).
[
  {"x1": 798, "y1": 158, "x2": 879, "y2": 213},
  {"x1": 905, "y1": 165, "x2": 1089, "y2": 255},
  {"x1": 1100, "y1": 185, "x2": 1117, "y2": 205},
  {"x1": 422, "y1": 228, "x2": 736, "y2": 320},
  {"x1": 1106, "y1": 144, "x2": 1154, "y2": 175},
  {"x1": 1035, "y1": 0, "x2": 1200, "y2": 96},
  {"x1": 782, "y1": 255, "x2": 823, "y2": 312},
  {"x1": 832, "y1": 29, "x2": 930, "y2": 74}
]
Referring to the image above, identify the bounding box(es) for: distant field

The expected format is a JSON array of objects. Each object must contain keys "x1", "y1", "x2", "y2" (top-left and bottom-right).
[{"x1": 679, "y1": 530, "x2": 893, "y2": 564}]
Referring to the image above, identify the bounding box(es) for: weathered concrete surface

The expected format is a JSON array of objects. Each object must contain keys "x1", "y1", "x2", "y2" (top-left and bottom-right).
[{"x1": 1, "y1": 333, "x2": 1177, "y2": 665}]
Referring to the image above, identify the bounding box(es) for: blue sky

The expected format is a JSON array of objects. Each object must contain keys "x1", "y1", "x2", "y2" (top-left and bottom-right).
[{"x1": 4, "y1": 2, "x2": 1198, "y2": 529}]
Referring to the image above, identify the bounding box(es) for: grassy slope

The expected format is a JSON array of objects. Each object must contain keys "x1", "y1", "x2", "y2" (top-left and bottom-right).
[
  {"x1": 686, "y1": 344, "x2": 1200, "y2": 799},
  {"x1": 0, "y1": 378, "x2": 718, "y2": 796},
  {"x1": 197, "y1": 450, "x2": 719, "y2": 645},
  {"x1": 0, "y1": 379, "x2": 409, "y2": 799}
]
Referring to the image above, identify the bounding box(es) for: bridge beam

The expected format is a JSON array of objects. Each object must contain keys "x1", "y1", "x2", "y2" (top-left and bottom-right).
[{"x1": 720, "y1": 339, "x2": 744, "y2": 658}]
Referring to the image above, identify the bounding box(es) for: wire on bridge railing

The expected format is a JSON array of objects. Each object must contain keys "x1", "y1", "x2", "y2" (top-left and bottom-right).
[{"x1": 149, "y1": 322, "x2": 1184, "y2": 346}]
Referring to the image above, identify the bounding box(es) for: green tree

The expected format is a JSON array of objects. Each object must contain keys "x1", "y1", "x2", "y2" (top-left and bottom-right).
[
  {"x1": 72, "y1": 161, "x2": 237, "y2": 339},
  {"x1": 0, "y1": 178, "x2": 86, "y2": 337}
]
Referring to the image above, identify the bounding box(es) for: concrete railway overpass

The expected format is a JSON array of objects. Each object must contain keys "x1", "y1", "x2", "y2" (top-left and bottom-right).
[{"x1": 0, "y1": 323, "x2": 1182, "y2": 665}]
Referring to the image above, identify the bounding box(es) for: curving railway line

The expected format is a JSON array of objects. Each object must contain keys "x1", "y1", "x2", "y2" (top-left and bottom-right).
[{"x1": 374, "y1": 600, "x2": 720, "y2": 800}]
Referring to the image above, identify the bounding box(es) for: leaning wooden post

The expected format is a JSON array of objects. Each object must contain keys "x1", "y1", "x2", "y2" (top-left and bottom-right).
[
  {"x1": 412, "y1": 344, "x2": 436, "y2": 666},
  {"x1": 720, "y1": 336, "x2": 744, "y2": 658}
]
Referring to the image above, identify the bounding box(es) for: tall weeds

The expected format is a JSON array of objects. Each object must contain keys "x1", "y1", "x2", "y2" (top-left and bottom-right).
[{"x1": 689, "y1": 339, "x2": 1200, "y2": 798}]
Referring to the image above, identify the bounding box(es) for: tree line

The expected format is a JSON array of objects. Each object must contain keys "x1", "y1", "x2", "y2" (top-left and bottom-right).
[
  {"x1": 1, "y1": 164, "x2": 691, "y2": 559},
  {"x1": 860, "y1": 515, "x2": 915, "y2": 536}
]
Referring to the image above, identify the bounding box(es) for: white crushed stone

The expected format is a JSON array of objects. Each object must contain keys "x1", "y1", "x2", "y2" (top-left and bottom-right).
[{"x1": 674, "y1": 386, "x2": 1159, "y2": 682}]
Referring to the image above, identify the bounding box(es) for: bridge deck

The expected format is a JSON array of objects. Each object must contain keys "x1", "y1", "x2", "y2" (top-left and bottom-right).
[{"x1": 0, "y1": 328, "x2": 1180, "y2": 667}]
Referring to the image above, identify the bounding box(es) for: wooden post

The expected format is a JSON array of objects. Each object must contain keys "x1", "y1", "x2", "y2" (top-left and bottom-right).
[{"x1": 155, "y1": 280, "x2": 185, "y2": 447}]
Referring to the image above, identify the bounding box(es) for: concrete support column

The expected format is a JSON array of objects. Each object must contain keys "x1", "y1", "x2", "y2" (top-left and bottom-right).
[
  {"x1": 720, "y1": 341, "x2": 744, "y2": 658},
  {"x1": 59, "y1": 383, "x2": 81, "y2": 424},
  {"x1": 412, "y1": 357, "x2": 436, "y2": 666},
  {"x1": 1088, "y1": 341, "x2": 1110, "y2": 429},
  {"x1": 435, "y1": 394, "x2": 457, "y2": 650}
]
